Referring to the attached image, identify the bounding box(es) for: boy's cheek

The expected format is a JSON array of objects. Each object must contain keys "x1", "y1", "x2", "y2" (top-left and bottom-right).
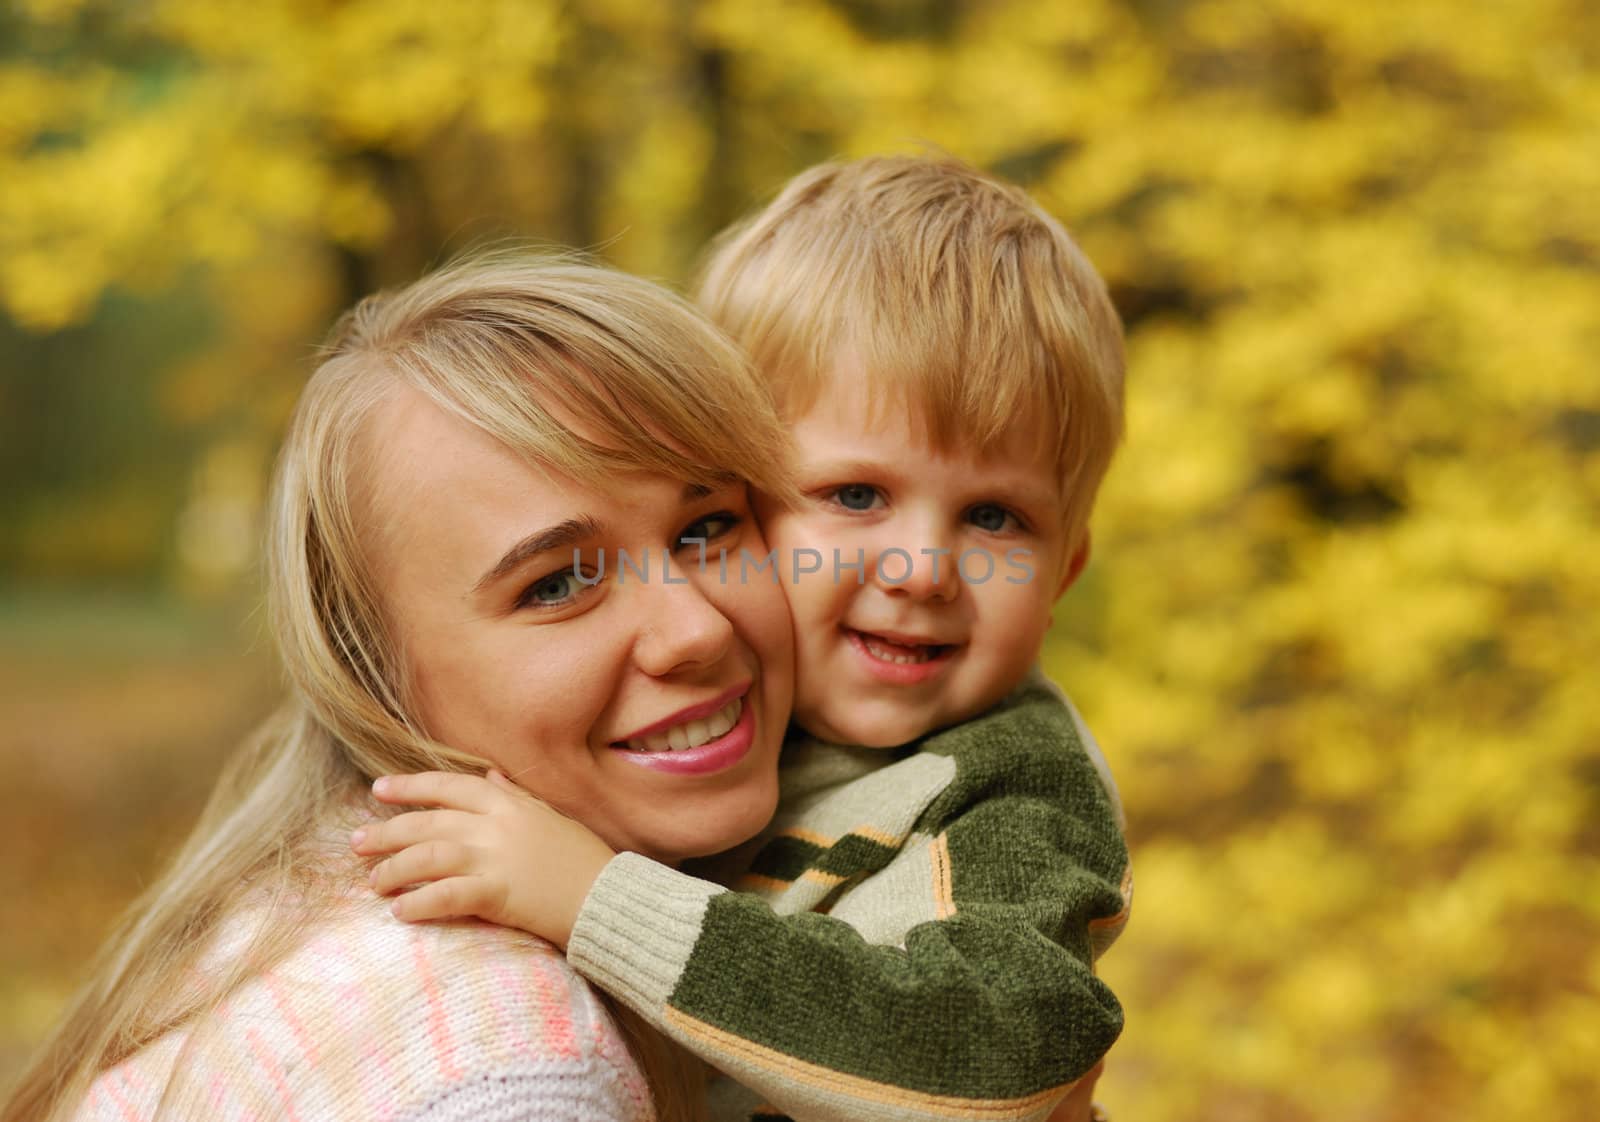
[
  {"x1": 753, "y1": 510, "x2": 841, "y2": 591},
  {"x1": 774, "y1": 569, "x2": 808, "y2": 616},
  {"x1": 750, "y1": 504, "x2": 813, "y2": 553},
  {"x1": 744, "y1": 510, "x2": 837, "y2": 633},
  {"x1": 749, "y1": 490, "x2": 804, "y2": 540}
]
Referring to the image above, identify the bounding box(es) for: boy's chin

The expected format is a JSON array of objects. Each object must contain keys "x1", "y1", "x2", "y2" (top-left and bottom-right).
[{"x1": 797, "y1": 703, "x2": 938, "y2": 749}]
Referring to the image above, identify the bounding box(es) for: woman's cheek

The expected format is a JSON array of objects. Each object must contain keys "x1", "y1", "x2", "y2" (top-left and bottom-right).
[{"x1": 478, "y1": 643, "x2": 606, "y2": 771}]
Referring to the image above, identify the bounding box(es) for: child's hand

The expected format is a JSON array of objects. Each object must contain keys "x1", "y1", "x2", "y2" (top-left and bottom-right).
[{"x1": 350, "y1": 768, "x2": 615, "y2": 950}]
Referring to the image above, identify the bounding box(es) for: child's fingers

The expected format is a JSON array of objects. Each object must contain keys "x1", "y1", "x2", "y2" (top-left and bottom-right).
[
  {"x1": 389, "y1": 876, "x2": 503, "y2": 924},
  {"x1": 370, "y1": 771, "x2": 498, "y2": 813},
  {"x1": 351, "y1": 809, "x2": 470, "y2": 856},
  {"x1": 485, "y1": 768, "x2": 522, "y2": 794},
  {"x1": 370, "y1": 839, "x2": 476, "y2": 895}
]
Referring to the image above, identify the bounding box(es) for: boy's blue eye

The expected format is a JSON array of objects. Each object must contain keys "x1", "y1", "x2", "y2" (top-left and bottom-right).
[
  {"x1": 834, "y1": 485, "x2": 881, "y2": 511},
  {"x1": 968, "y1": 504, "x2": 1017, "y2": 533}
]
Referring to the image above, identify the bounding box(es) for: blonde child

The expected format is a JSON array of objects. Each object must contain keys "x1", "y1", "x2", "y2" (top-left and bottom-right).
[{"x1": 356, "y1": 154, "x2": 1131, "y2": 1122}]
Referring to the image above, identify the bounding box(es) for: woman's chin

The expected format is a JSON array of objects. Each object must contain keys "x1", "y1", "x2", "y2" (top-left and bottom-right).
[{"x1": 636, "y1": 783, "x2": 780, "y2": 865}]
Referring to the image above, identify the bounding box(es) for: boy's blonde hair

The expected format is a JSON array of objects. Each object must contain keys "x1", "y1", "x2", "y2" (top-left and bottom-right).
[
  {"x1": 697, "y1": 153, "x2": 1125, "y2": 553},
  {"x1": 2, "y1": 254, "x2": 778, "y2": 1122}
]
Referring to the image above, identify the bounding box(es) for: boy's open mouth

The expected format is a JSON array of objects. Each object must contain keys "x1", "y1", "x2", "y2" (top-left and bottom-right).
[{"x1": 847, "y1": 628, "x2": 957, "y2": 666}]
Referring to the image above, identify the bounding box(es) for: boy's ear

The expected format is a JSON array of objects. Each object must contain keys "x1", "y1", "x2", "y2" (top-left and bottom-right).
[{"x1": 1055, "y1": 533, "x2": 1092, "y2": 599}]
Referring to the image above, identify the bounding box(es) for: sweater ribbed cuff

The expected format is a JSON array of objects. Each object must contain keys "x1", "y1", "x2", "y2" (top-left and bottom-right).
[{"x1": 567, "y1": 850, "x2": 724, "y2": 1016}]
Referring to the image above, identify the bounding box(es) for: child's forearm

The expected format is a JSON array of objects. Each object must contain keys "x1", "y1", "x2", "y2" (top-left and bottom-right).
[
  {"x1": 569, "y1": 831, "x2": 1124, "y2": 1122},
  {"x1": 565, "y1": 678, "x2": 1132, "y2": 1122}
]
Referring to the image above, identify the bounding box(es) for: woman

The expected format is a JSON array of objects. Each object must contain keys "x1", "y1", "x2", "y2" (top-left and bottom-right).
[{"x1": 0, "y1": 256, "x2": 796, "y2": 1122}]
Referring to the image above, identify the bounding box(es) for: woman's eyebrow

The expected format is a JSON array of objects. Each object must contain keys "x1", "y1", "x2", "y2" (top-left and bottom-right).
[{"x1": 474, "y1": 515, "x2": 604, "y2": 592}]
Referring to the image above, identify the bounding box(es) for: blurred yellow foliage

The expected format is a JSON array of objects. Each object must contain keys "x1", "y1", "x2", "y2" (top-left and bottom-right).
[{"x1": 2, "y1": 1, "x2": 1596, "y2": 1118}]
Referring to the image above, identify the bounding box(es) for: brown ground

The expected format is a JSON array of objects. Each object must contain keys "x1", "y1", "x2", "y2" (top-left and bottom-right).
[{"x1": 0, "y1": 601, "x2": 280, "y2": 1082}]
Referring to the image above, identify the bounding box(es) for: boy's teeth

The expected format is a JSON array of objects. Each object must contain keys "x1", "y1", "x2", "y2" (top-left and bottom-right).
[
  {"x1": 861, "y1": 634, "x2": 938, "y2": 665},
  {"x1": 625, "y1": 698, "x2": 742, "y2": 752}
]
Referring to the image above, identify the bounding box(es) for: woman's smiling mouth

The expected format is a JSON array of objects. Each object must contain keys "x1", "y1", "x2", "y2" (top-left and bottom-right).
[
  {"x1": 609, "y1": 683, "x2": 759, "y2": 775},
  {"x1": 621, "y1": 696, "x2": 743, "y2": 752}
]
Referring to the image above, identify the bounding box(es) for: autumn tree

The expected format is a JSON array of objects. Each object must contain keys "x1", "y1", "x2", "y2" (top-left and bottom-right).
[{"x1": 2, "y1": 2, "x2": 1596, "y2": 1118}]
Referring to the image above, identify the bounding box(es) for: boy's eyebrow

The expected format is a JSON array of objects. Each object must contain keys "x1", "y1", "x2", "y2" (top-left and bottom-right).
[
  {"x1": 474, "y1": 515, "x2": 605, "y2": 592},
  {"x1": 792, "y1": 458, "x2": 887, "y2": 480},
  {"x1": 993, "y1": 479, "x2": 1063, "y2": 514}
]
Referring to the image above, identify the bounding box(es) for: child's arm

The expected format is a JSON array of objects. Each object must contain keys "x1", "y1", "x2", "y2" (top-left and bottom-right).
[
  {"x1": 569, "y1": 684, "x2": 1131, "y2": 1122},
  {"x1": 353, "y1": 768, "x2": 613, "y2": 949},
  {"x1": 573, "y1": 809, "x2": 1122, "y2": 1122},
  {"x1": 355, "y1": 689, "x2": 1129, "y2": 1122}
]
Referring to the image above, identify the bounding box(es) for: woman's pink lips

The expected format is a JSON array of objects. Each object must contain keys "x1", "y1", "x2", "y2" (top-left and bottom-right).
[
  {"x1": 611, "y1": 681, "x2": 750, "y2": 743},
  {"x1": 610, "y1": 697, "x2": 757, "y2": 776},
  {"x1": 846, "y1": 628, "x2": 957, "y2": 685}
]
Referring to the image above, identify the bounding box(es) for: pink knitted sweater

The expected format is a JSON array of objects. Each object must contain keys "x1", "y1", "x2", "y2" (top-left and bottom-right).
[{"x1": 76, "y1": 892, "x2": 655, "y2": 1121}]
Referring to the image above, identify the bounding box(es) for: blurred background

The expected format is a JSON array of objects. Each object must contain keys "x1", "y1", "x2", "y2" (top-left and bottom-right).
[{"x1": 1, "y1": 0, "x2": 1596, "y2": 1118}]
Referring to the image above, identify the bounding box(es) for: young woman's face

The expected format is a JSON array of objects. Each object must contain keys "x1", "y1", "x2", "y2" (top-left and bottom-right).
[{"x1": 365, "y1": 387, "x2": 795, "y2": 864}]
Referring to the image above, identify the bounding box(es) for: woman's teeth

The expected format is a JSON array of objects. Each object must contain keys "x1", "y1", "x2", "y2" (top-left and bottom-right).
[
  {"x1": 860, "y1": 634, "x2": 944, "y2": 665},
  {"x1": 625, "y1": 697, "x2": 742, "y2": 753}
]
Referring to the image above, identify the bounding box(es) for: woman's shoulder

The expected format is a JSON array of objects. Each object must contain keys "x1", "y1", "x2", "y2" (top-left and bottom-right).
[
  {"x1": 81, "y1": 896, "x2": 654, "y2": 1121},
  {"x1": 282, "y1": 897, "x2": 656, "y2": 1118}
]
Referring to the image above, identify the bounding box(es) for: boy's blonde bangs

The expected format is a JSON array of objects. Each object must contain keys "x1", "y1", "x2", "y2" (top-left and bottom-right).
[
  {"x1": 698, "y1": 155, "x2": 1125, "y2": 546},
  {"x1": 340, "y1": 255, "x2": 795, "y2": 505}
]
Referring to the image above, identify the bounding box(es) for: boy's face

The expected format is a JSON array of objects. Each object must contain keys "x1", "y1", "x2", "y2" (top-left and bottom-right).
[{"x1": 757, "y1": 363, "x2": 1085, "y2": 747}]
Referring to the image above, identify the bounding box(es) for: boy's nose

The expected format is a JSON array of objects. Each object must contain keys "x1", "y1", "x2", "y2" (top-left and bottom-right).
[{"x1": 872, "y1": 541, "x2": 959, "y2": 602}]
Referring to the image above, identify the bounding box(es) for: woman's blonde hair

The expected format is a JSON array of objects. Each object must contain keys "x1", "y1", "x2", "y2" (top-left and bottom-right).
[
  {"x1": 1, "y1": 253, "x2": 794, "y2": 1122},
  {"x1": 698, "y1": 152, "x2": 1126, "y2": 556}
]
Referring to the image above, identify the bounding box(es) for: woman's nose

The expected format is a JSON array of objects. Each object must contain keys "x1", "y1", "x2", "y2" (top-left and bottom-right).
[{"x1": 631, "y1": 572, "x2": 737, "y2": 676}]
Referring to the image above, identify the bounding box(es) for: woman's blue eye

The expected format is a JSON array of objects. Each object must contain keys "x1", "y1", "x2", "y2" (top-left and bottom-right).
[
  {"x1": 834, "y1": 485, "x2": 880, "y2": 511},
  {"x1": 969, "y1": 504, "x2": 1017, "y2": 533},
  {"x1": 679, "y1": 511, "x2": 740, "y2": 547},
  {"x1": 523, "y1": 571, "x2": 581, "y2": 608}
]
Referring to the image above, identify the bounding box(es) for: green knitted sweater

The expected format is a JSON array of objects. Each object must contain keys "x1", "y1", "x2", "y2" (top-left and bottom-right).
[{"x1": 567, "y1": 671, "x2": 1132, "y2": 1122}]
